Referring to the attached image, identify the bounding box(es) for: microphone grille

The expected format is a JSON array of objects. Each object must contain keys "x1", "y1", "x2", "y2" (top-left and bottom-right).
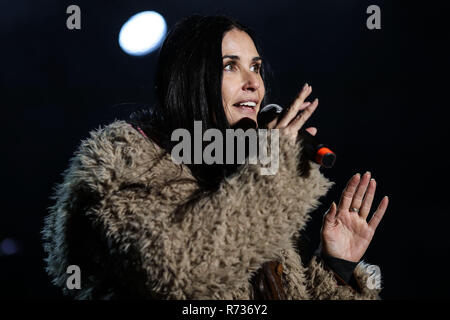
[
  {"x1": 259, "y1": 103, "x2": 283, "y2": 114},
  {"x1": 257, "y1": 103, "x2": 284, "y2": 128}
]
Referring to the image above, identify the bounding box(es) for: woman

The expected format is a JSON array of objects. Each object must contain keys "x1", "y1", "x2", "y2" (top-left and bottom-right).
[{"x1": 42, "y1": 15, "x2": 388, "y2": 299}]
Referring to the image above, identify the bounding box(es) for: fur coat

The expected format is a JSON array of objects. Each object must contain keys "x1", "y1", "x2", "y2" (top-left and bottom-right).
[{"x1": 42, "y1": 120, "x2": 382, "y2": 299}]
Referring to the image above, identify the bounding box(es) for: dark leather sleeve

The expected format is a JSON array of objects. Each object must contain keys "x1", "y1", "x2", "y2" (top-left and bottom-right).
[
  {"x1": 251, "y1": 261, "x2": 286, "y2": 300},
  {"x1": 319, "y1": 252, "x2": 358, "y2": 284}
]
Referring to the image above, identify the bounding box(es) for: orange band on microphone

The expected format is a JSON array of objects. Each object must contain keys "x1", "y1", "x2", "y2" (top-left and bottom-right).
[{"x1": 316, "y1": 147, "x2": 334, "y2": 164}]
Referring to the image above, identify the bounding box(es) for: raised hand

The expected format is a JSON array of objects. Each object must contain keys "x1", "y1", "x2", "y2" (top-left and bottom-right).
[
  {"x1": 320, "y1": 172, "x2": 389, "y2": 262},
  {"x1": 267, "y1": 83, "x2": 319, "y2": 140}
]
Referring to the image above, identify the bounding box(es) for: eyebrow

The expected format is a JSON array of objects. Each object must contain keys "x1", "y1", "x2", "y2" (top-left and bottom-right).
[{"x1": 222, "y1": 55, "x2": 262, "y2": 62}]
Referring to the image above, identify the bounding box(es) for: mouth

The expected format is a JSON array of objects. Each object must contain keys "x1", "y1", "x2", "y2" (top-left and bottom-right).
[{"x1": 232, "y1": 100, "x2": 258, "y2": 114}]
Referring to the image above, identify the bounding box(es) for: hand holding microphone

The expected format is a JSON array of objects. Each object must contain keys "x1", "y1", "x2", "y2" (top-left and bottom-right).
[{"x1": 257, "y1": 83, "x2": 336, "y2": 168}]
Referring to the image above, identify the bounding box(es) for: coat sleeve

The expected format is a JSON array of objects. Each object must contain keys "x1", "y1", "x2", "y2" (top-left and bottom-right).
[
  {"x1": 49, "y1": 124, "x2": 332, "y2": 299},
  {"x1": 304, "y1": 255, "x2": 382, "y2": 299}
]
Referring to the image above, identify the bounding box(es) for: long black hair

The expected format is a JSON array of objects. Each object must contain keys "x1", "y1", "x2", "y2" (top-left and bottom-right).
[{"x1": 129, "y1": 15, "x2": 270, "y2": 191}]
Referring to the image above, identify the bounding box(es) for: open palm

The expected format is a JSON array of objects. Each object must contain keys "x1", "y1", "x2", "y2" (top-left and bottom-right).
[{"x1": 320, "y1": 172, "x2": 389, "y2": 262}]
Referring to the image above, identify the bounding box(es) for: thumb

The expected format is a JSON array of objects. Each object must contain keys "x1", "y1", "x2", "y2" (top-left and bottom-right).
[
  {"x1": 323, "y1": 201, "x2": 337, "y2": 225},
  {"x1": 305, "y1": 126, "x2": 317, "y2": 136}
]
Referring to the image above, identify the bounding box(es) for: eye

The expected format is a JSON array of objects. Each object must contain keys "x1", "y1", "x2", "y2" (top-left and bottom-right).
[
  {"x1": 224, "y1": 62, "x2": 235, "y2": 71},
  {"x1": 250, "y1": 63, "x2": 261, "y2": 73}
]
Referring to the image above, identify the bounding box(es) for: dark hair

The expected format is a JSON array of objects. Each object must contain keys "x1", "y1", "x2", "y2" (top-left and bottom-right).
[{"x1": 129, "y1": 15, "x2": 270, "y2": 191}]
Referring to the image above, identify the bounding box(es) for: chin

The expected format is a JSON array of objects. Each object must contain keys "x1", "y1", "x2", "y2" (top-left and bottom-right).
[{"x1": 231, "y1": 115, "x2": 258, "y2": 129}]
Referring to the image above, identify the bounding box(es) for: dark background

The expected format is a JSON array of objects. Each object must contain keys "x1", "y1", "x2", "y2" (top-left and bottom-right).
[{"x1": 1, "y1": 0, "x2": 448, "y2": 299}]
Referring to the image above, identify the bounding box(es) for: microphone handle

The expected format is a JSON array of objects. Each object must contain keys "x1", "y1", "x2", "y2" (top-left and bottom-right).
[
  {"x1": 257, "y1": 103, "x2": 336, "y2": 168},
  {"x1": 298, "y1": 130, "x2": 336, "y2": 168}
]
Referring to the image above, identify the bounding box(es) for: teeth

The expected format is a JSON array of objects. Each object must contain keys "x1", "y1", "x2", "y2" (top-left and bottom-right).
[{"x1": 237, "y1": 101, "x2": 256, "y2": 107}]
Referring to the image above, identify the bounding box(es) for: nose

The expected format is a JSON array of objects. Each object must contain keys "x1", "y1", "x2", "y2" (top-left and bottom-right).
[{"x1": 242, "y1": 70, "x2": 260, "y2": 92}]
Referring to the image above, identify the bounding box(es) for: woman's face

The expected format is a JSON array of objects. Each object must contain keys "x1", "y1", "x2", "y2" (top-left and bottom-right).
[{"x1": 221, "y1": 29, "x2": 265, "y2": 127}]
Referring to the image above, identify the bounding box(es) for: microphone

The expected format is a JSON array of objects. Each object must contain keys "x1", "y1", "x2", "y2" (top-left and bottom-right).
[{"x1": 257, "y1": 104, "x2": 336, "y2": 168}]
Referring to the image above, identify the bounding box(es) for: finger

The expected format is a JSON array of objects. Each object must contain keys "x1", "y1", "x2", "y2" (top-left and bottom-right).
[
  {"x1": 305, "y1": 126, "x2": 317, "y2": 136},
  {"x1": 266, "y1": 117, "x2": 278, "y2": 129},
  {"x1": 323, "y1": 202, "x2": 337, "y2": 225},
  {"x1": 368, "y1": 196, "x2": 389, "y2": 230},
  {"x1": 338, "y1": 173, "x2": 361, "y2": 212},
  {"x1": 349, "y1": 171, "x2": 371, "y2": 213},
  {"x1": 289, "y1": 98, "x2": 319, "y2": 132},
  {"x1": 360, "y1": 178, "x2": 376, "y2": 219},
  {"x1": 270, "y1": 102, "x2": 311, "y2": 130},
  {"x1": 300, "y1": 101, "x2": 311, "y2": 108},
  {"x1": 276, "y1": 83, "x2": 312, "y2": 128}
]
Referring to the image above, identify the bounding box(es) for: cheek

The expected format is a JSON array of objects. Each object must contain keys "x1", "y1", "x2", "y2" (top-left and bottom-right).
[
  {"x1": 221, "y1": 77, "x2": 234, "y2": 118},
  {"x1": 260, "y1": 83, "x2": 266, "y2": 98},
  {"x1": 221, "y1": 75, "x2": 235, "y2": 105},
  {"x1": 259, "y1": 76, "x2": 266, "y2": 96}
]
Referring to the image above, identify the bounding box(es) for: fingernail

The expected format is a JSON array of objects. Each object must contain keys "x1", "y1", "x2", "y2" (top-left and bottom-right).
[
  {"x1": 365, "y1": 171, "x2": 371, "y2": 176},
  {"x1": 355, "y1": 173, "x2": 360, "y2": 178},
  {"x1": 303, "y1": 83, "x2": 308, "y2": 89}
]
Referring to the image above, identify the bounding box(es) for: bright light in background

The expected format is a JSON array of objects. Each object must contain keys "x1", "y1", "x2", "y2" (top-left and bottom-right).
[{"x1": 119, "y1": 11, "x2": 166, "y2": 56}]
